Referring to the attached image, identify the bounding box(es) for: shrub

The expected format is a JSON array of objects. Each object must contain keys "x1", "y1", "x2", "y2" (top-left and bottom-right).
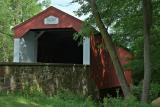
[
  {"x1": 103, "y1": 98, "x2": 158, "y2": 107},
  {"x1": 132, "y1": 82, "x2": 160, "y2": 102}
]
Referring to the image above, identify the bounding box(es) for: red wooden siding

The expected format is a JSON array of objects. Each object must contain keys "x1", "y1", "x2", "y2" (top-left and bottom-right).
[
  {"x1": 13, "y1": 6, "x2": 82, "y2": 38},
  {"x1": 90, "y1": 35, "x2": 132, "y2": 89}
]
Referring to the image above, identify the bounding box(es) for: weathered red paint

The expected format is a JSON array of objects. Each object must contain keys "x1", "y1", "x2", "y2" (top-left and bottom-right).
[
  {"x1": 13, "y1": 6, "x2": 82, "y2": 38},
  {"x1": 13, "y1": 6, "x2": 132, "y2": 90},
  {"x1": 90, "y1": 35, "x2": 132, "y2": 89}
]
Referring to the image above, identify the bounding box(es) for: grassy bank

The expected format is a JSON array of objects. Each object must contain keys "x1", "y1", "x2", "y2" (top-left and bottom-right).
[
  {"x1": 0, "y1": 91, "x2": 94, "y2": 107},
  {"x1": 0, "y1": 91, "x2": 158, "y2": 107}
]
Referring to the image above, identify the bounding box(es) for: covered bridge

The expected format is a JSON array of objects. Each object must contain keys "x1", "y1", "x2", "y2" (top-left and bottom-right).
[{"x1": 12, "y1": 6, "x2": 132, "y2": 97}]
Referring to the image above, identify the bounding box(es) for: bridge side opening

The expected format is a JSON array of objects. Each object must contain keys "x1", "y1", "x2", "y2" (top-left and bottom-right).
[{"x1": 36, "y1": 28, "x2": 83, "y2": 64}]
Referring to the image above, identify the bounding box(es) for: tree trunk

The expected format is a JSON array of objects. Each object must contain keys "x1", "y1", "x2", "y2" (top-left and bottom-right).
[
  {"x1": 89, "y1": 0, "x2": 132, "y2": 98},
  {"x1": 141, "y1": 0, "x2": 152, "y2": 103}
]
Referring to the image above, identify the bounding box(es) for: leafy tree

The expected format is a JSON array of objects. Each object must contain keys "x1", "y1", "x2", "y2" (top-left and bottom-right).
[
  {"x1": 73, "y1": 0, "x2": 134, "y2": 98},
  {"x1": 73, "y1": 0, "x2": 160, "y2": 101},
  {"x1": 90, "y1": 0, "x2": 132, "y2": 99},
  {"x1": 0, "y1": 0, "x2": 13, "y2": 62},
  {"x1": 112, "y1": 0, "x2": 160, "y2": 85}
]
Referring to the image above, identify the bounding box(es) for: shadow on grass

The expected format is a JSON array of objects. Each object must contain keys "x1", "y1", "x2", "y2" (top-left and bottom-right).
[{"x1": 0, "y1": 95, "x2": 40, "y2": 107}]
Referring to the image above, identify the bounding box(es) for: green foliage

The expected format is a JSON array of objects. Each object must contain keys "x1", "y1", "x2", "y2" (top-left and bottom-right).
[
  {"x1": 126, "y1": 0, "x2": 160, "y2": 84},
  {"x1": 73, "y1": 22, "x2": 93, "y2": 46},
  {"x1": 132, "y1": 83, "x2": 160, "y2": 102},
  {"x1": 73, "y1": 0, "x2": 160, "y2": 101},
  {"x1": 73, "y1": 0, "x2": 160, "y2": 85},
  {"x1": 0, "y1": 90, "x2": 95, "y2": 107},
  {"x1": 0, "y1": 90, "x2": 157, "y2": 107},
  {"x1": 54, "y1": 89, "x2": 95, "y2": 107},
  {"x1": 0, "y1": 0, "x2": 13, "y2": 62},
  {"x1": 103, "y1": 98, "x2": 157, "y2": 107},
  {"x1": 41, "y1": 0, "x2": 51, "y2": 8}
]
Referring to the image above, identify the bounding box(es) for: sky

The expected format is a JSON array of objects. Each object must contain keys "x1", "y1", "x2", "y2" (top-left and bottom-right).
[{"x1": 51, "y1": 0, "x2": 86, "y2": 20}]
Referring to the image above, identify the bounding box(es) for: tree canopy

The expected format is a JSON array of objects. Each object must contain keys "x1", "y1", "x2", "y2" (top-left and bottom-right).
[
  {"x1": 72, "y1": 0, "x2": 160, "y2": 83},
  {"x1": 73, "y1": 0, "x2": 160, "y2": 102}
]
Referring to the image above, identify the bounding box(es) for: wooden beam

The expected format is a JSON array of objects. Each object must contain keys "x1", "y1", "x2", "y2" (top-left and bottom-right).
[{"x1": 35, "y1": 31, "x2": 45, "y2": 40}]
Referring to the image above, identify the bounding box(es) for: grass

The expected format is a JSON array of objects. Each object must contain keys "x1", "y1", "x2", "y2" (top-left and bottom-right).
[
  {"x1": 103, "y1": 98, "x2": 158, "y2": 107},
  {"x1": 0, "y1": 91, "x2": 95, "y2": 107},
  {"x1": 0, "y1": 91, "x2": 158, "y2": 107}
]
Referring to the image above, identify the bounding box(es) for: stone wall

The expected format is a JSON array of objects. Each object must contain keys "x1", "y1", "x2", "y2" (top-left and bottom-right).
[{"x1": 0, "y1": 63, "x2": 96, "y2": 96}]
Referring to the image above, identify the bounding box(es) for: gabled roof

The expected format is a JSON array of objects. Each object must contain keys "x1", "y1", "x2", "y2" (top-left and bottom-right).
[{"x1": 13, "y1": 6, "x2": 83, "y2": 38}]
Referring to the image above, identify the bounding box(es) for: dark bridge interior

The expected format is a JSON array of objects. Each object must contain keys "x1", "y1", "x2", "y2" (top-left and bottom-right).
[{"x1": 35, "y1": 28, "x2": 83, "y2": 64}]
